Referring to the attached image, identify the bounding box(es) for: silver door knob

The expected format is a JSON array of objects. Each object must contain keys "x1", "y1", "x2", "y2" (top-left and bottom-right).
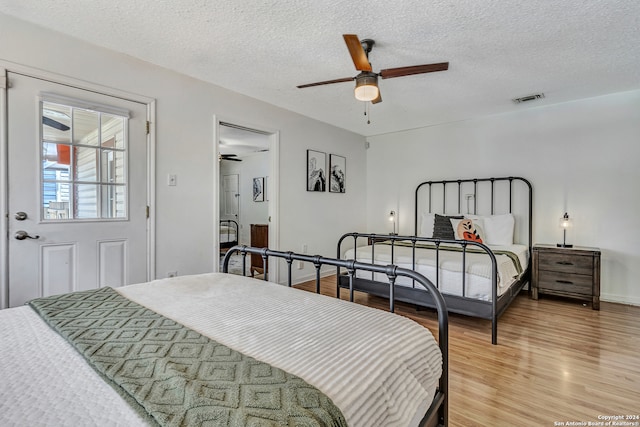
[
  {"x1": 15, "y1": 230, "x2": 40, "y2": 240},
  {"x1": 15, "y1": 212, "x2": 27, "y2": 221}
]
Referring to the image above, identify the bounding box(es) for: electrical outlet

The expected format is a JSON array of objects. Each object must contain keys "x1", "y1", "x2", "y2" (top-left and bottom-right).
[
  {"x1": 167, "y1": 271, "x2": 177, "y2": 278},
  {"x1": 297, "y1": 261, "x2": 304, "y2": 270}
]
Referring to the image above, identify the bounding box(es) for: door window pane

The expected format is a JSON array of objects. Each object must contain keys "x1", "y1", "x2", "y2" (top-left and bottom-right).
[
  {"x1": 101, "y1": 150, "x2": 125, "y2": 183},
  {"x1": 41, "y1": 100, "x2": 129, "y2": 220},
  {"x1": 101, "y1": 114, "x2": 125, "y2": 149},
  {"x1": 42, "y1": 143, "x2": 71, "y2": 180},
  {"x1": 102, "y1": 185, "x2": 126, "y2": 218},
  {"x1": 74, "y1": 146, "x2": 98, "y2": 182},
  {"x1": 75, "y1": 184, "x2": 99, "y2": 219},
  {"x1": 73, "y1": 109, "x2": 100, "y2": 145},
  {"x1": 43, "y1": 181, "x2": 70, "y2": 219},
  {"x1": 42, "y1": 103, "x2": 71, "y2": 144}
]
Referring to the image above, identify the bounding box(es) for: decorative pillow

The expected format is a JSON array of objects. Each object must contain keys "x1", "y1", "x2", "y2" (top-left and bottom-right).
[
  {"x1": 451, "y1": 218, "x2": 485, "y2": 244},
  {"x1": 478, "y1": 214, "x2": 515, "y2": 245},
  {"x1": 432, "y1": 214, "x2": 463, "y2": 240},
  {"x1": 419, "y1": 213, "x2": 436, "y2": 238}
]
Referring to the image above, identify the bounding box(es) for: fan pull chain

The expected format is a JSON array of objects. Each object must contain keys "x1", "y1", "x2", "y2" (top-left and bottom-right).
[{"x1": 362, "y1": 102, "x2": 372, "y2": 125}]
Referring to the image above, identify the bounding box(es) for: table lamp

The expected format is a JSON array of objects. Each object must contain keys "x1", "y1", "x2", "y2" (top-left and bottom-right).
[
  {"x1": 388, "y1": 210, "x2": 396, "y2": 235},
  {"x1": 557, "y1": 212, "x2": 573, "y2": 248}
]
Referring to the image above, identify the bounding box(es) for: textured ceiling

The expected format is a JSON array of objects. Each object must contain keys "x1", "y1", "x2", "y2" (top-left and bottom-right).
[{"x1": 2, "y1": 0, "x2": 639, "y2": 136}]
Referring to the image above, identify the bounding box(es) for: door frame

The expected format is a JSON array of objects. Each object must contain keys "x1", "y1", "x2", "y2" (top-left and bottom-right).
[
  {"x1": 213, "y1": 115, "x2": 280, "y2": 283},
  {"x1": 0, "y1": 62, "x2": 157, "y2": 309}
]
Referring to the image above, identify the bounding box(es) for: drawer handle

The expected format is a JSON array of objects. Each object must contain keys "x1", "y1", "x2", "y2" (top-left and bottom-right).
[
  {"x1": 556, "y1": 280, "x2": 574, "y2": 285},
  {"x1": 556, "y1": 261, "x2": 574, "y2": 266}
]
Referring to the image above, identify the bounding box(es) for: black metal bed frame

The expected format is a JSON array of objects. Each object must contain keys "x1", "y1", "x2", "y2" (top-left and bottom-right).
[
  {"x1": 222, "y1": 245, "x2": 449, "y2": 427},
  {"x1": 219, "y1": 219, "x2": 239, "y2": 249},
  {"x1": 336, "y1": 176, "x2": 533, "y2": 345}
]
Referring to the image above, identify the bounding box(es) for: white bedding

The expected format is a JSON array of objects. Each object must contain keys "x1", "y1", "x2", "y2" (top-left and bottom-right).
[
  {"x1": 345, "y1": 243, "x2": 529, "y2": 300},
  {"x1": 0, "y1": 273, "x2": 442, "y2": 427}
]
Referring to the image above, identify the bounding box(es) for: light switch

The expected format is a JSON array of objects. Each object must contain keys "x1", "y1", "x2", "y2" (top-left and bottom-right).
[{"x1": 168, "y1": 174, "x2": 177, "y2": 186}]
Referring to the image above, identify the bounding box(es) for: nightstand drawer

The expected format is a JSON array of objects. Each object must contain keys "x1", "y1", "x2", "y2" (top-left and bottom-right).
[
  {"x1": 368, "y1": 235, "x2": 396, "y2": 245},
  {"x1": 537, "y1": 252, "x2": 593, "y2": 275},
  {"x1": 537, "y1": 271, "x2": 592, "y2": 295}
]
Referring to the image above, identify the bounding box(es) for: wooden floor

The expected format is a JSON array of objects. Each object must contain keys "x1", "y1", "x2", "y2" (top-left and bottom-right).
[{"x1": 295, "y1": 276, "x2": 640, "y2": 427}]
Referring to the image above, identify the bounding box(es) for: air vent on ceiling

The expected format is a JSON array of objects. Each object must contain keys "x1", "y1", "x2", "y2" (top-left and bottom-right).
[{"x1": 512, "y1": 93, "x2": 545, "y2": 104}]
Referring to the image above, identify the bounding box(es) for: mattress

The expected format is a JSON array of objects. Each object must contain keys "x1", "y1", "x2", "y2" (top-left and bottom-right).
[
  {"x1": 345, "y1": 243, "x2": 529, "y2": 300},
  {"x1": 0, "y1": 273, "x2": 442, "y2": 427}
]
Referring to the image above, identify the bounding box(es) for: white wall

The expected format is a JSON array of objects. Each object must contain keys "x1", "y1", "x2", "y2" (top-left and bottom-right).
[
  {"x1": 0, "y1": 14, "x2": 367, "y2": 283},
  {"x1": 278, "y1": 120, "x2": 368, "y2": 279},
  {"x1": 366, "y1": 90, "x2": 640, "y2": 305}
]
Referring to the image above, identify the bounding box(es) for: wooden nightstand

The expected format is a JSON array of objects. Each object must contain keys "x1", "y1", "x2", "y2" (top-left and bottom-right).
[
  {"x1": 250, "y1": 224, "x2": 269, "y2": 277},
  {"x1": 368, "y1": 234, "x2": 397, "y2": 245},
  {"x1": 531, "y1": 244, "x2": 601, "y2": 310}
]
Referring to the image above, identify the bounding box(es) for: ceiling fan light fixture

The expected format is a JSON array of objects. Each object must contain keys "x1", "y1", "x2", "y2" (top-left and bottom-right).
[{"x1": 354, "y1": 72, "x2": 379, "y2": 102}]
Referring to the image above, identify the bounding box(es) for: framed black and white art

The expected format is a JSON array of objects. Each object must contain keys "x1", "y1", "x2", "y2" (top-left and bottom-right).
[
  {"x1": 307, "y1": 150, "x2": 326, "y2": 192},
  {"x1": 329, "y1": 154, "x2": 346, "y2": 193},
  {"x1": 252, "y1": 177, "x2": 264, "y2": 202}
]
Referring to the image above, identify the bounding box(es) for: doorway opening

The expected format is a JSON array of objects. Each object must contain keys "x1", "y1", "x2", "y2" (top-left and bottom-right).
[{"x1": 215, "y1": 120, "x2": 278, "y2": 281}]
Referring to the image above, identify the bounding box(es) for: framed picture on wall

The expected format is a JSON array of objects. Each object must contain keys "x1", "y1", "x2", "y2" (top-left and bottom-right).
[
  {"x1": 253, "y1": 177, "x2": 264, "y2": 202},
  {"x1": 307, "y1": 150, "x2": 326, "y2": 192},
  {"x1": 329, "y1": 154, "x2": 346, "y2": 193}
]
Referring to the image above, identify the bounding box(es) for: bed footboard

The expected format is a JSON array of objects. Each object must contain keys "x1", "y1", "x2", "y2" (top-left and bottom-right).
[
  {"x1": 219, "y1": 219, "x2": 239, "y2": 249},
  {"x1": 222, "y1": 245, "x2": 449, "y2": 427}
]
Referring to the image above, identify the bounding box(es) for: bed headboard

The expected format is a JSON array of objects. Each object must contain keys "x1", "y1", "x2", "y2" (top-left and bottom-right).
[{"x1": 414, "y1": 176, "x2": 533, "y2": 247}]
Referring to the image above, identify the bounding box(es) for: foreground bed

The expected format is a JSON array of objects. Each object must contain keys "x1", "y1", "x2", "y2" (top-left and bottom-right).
[
  {"x1": 0, "y1": 246, "x2": 448, "y2": 427},
  {"x1": 337, "y1": 176, "x2": 532, "y2": 344}
]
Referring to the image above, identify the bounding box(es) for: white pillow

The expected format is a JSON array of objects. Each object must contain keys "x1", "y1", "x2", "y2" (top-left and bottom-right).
[
  {"x1": 419, "y1": 213, "x2": 436, "y2": 238},
  {"x1": 477, "y1": 213, "x2": 515, "y2": 245}
]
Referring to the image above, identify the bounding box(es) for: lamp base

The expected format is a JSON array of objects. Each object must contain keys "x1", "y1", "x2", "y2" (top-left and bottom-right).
[{"x1": 557, "y1": 243, "x2": 573, "y2": 248}]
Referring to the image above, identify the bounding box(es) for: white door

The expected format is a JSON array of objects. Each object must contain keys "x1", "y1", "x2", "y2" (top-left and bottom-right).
[
  {"x1": 222, "y1": 174, "x2": 239, "y2": 220},
  {"x1": 7, "y1": 72, "x2": 148, "y2": 307}
]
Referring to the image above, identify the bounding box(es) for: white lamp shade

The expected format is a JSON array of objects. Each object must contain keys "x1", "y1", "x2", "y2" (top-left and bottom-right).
[
  {"x1": 354, "y1": 73, "x2": 379, "y2": 102},
  {"x1": 559, "y1": 212, "x2": 572, "y2": 228}
]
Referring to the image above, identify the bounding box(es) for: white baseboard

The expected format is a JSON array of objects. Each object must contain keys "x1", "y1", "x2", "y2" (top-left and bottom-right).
[
  {"x1": 280, "y1": 268, "x2": 336, "y2": 288},
  {"x1": 280, "y1": 272, "x2": 640, "y2": 307},
  {"x1": 601, "y1": 293, "x2": 640, "y2": 307}
]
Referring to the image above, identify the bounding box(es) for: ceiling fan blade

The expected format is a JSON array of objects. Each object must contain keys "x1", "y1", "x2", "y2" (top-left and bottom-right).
[
  {"x1": 379, "y1": 62, "x2": 449, "y2": 79},
  {"x1": 219, "y1": 154, "x2": 243, "y2": 162},
  {"x1": 372, "y1": 91, "x2": 382, "y2": 104},
  {"x1": 343, "y1": 34, "x2": 372, "y2": 72},
  {"x1": 42, "y1": 116, "x2": 70, "y2": 131},
  {"x1": 297, "y1": 77, "x2": 354, "y2": 89}
]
